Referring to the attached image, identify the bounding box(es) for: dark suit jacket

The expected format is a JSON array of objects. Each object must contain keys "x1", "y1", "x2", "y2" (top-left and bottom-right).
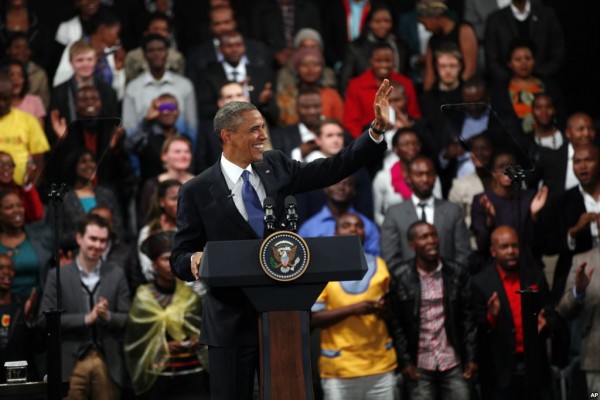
[
  {"x1": 171, "y1": 131, "x2": 386, "y2": 346},
  {"x1": 527, "y1": 142, "x2": 568, "y2": 195},
  {"x1": 269, "y1": 124, "x2": 302, "y2": 157},
  {"x1": 471, "y1": 261, "x2": 556, "y2": 393},
  {"x1": 38, "y1": 262, "x2": 130, "y2": 387},
  {"x1": 485, "y1": 3, "x2": 565, "y2": 83},
  {"x1": 381, "y1": 198, "x2": 471, "y2": 270},
  {"x1": 387, "y1": 258, "x2": 477, "y2": 370},
  {"x1": 195, "y1": 62, "x2": 277, "y2": 121},
  {"x1": 194, "y1": 119, "x2": 221, "y2": 174}
]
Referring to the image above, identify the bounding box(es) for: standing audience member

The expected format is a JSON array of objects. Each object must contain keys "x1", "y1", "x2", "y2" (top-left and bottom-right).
[
  {"x1": 124, "y1": 12, "x2": 185, "y2": 83},
  {"x1": 558, "y1": 249, "x2": 600, "y2": 395},
  {"x1": 387, "y1": 221, "x2": 477, "y2": 400},
  {"x1": 0, "y1": 151, "x2": 43, "y2": 222},
  {"x1": 381, "y1": 156, "x2": 470, "y2": 269},
  {"x1": 312, "y1": 213, "x2": 397, "y2": 400},
  {"x1": 0, "y1": 0, "x2": 48, "y2": 69},
  {"x1": 530, "y1": 92, "x2": 563, "y2": 151},
  {"x1": 2, "y1": 59, "x2": 45, "y2": 125},
  {"x1": 54, "y1": 0, "x2": 104, "y2": 46},
  {"x1": 122, "y1": 34, "x2": 197, "y2": 146},
  {"x1": 0, "y1": 191, "x2": 51, "y2": 298},
  {"x1": 344, "y1": 42, "x2": 420, "y2": 138},
  {"x1": 0, "y1": 73, "x2": 48, "y2": 185},
  {"x1": 485, "y1": 0, "x2": 565, "y2": 83},
  {"x1": 38, "y1": 214, "x2": 131, "y2": 400},
  {"x1": 4, "y1": 33, "x2": 50, "y2": 108},
  {"x1": 417, "y1": 0, "x2": 478, "y2": 91},
  {"x1": 471, "y1": 226, "x2": 556, "y2": 400},
  {"x1": 126, "y1": 230, "x2": 208, "y2": 399}
]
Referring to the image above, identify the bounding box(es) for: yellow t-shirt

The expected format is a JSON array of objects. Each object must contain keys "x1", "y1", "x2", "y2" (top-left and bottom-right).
[
  {"x1": 312, "y1": 255, "x2": 397, "y2": 378},
  {"x1": 0, "y1": 108, "x2": 49, "y2": 184}
]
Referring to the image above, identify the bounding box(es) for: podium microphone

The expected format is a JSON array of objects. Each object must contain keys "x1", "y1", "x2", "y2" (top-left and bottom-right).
[
  {"x1": 263, "y1": 197, "x2": 276, "y2": 237},
  {"x1": 284, "y1": 195, "x2": 299, "y2": 233}
]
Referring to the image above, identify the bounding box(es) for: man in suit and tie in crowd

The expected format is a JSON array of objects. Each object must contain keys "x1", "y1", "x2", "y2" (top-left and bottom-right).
[
  {"x1": 38, "y1": 214, "x2": 131, "y2": 399},
  {"x1": 381, "y1": 155, "x2": 471, "y2": 270},
  {"x1": 170, "y1": 80, "x2": 393, "y2": 399}
]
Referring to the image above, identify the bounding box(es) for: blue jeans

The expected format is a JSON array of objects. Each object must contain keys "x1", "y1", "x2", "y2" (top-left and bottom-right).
[
  {"x1": 406, "y1": 366, "x2": 470, "y2": 400},
  {"x1": 321, "y1": 371, "x2": 397, "y2": 400}
]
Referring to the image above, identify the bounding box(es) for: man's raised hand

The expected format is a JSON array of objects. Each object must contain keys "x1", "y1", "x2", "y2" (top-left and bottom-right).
[{"x1": 372, "y1": 79, "x2": 393, "y2": 135}]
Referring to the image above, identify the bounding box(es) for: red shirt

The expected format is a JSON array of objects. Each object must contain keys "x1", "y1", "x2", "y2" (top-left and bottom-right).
[
  {"x1": 343, "y1": 69, "x2": 421, "y2": 137},
  {"x1": 488, "y1": 264, "x2": 524, "y2": 353}
]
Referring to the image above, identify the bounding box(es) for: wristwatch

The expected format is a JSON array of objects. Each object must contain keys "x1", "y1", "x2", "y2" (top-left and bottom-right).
[{"x1": 369, "y1": 121, "x2": 385, "y2": 135}]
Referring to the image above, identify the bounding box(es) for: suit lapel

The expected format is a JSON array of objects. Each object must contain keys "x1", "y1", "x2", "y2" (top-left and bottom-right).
[{"x1": 433, "y1": 199, "x2": 445, "y2": 229}]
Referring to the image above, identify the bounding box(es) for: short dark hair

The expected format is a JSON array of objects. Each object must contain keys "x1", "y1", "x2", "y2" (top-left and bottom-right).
[
  {"x1": 407, "y1": 220, "x2": 432, "y2": 241},
  {"x1": 0, "y1": 59, "x2": 28, "y2": 97},
  {"x1": 408, "y1": 154, "x2": 435, "y2": 172},
  {"x1": 368, "y1": 42, "x2": 394, "y2": 59},
  {"x1": 297, "y1": 86, "x2": 321, "y2": 99},
  {"x1": 213, "y1": 101, "x2": 257, "y2": 142},
  {"x1": 145, "y1": 11, "x2": 171, "y2": 31},
  {"x1": 90, "y1": 10, "x2": 120, "y2": 34},
  {"x1": 507, "y1": 37, "x2": 537, "y2": 61},
  {"x1": 76, "y1": 214, "x2": 110, "y2": 236},
  {"x1": 142, "y1": 33, "x2": 170, "y2": 51},
  {"x1": 392, "y1": 127, "x2": 419, "y2": 147}
]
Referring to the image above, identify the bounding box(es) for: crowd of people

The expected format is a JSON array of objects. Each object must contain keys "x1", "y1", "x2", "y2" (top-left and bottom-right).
[{"x1": 0, "y1": 0, "x2": 596, "y2": 399}]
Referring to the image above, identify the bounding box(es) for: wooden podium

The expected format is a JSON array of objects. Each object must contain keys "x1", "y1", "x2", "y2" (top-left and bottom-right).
[{"x1": 200, "y1": 235, "x2": 367, "y2": 400}]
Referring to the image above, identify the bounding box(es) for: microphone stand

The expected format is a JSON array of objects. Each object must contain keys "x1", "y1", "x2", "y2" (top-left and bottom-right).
[{"x1": 504, "y1": 165, "x2": 541, "y2": 400}]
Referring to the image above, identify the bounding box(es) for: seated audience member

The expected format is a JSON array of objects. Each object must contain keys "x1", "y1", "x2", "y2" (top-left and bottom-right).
[
  {"x1": 126, "y1": 93, "x2": 185, "y2": 182},
  {"x1": 340, "y1": 4, "x2": 409, "y2": 92},
  {"x1": 126, "y1": 230, "x2": 208, "y2": 398},
  {"x1": 490, "y1": 38, "x2": 564, "y2": 142},
  {"x1": 270, "y1": 88, "x2": 322, "y2": 158},
  {"x1": 471, "y1": 150, "x2": 548, "y2": 266},
  {"x1": 291, "y1": 118, "x2": 345, "y2": 163},
  {"x1": 194, "y1": 81, "x2": 274, "y2": 174},
  {"x1": 0, "y1": 253, "x2": 39, "y2": 382},
  {"x1": 54, "y1": 0, "x2": 105, "y2": 46},
  {"x1": 1, "y1": 59, "x2": 44, "y2": 125},
  {"x1": 0, "y1": 191, "x2": 51, "y2": 299},
  {"x1": 344, "y1": 42, "x2": 420, "y2": 138},
  {"x1": 138, "y1": 136, "x2": 193, "y2": 228},
  {"x1": 373, "y1": 127, "x2": 442, "y2": 227},
  {"x1": 38, "y1": 214, "x2": 131, "y2": 400},
  {"x1": 540, "y1": 144, "x2": 600, "y2": 302},
  {"x1": 530, "y1": 92, "x2": 563, "y2": 152},
  {"x1": 4, "y1": 33, "x2": 50, "y2": 108},
  {"x1": 0, "y1": 151, "x2": 43, "y2": 222},
  {"x1": 276, "y1": 28, "x2": 337, "y2": 93},
  {"x1": 527, "y1": 112, "x2": 596, "y2": 195},
  {"x1": 471, "y1": 226, "x2": 556, "y2": 400},
  {"x1": 299, "y1": 176, "x2": 381, "y2": 257},
  {"x1": 417, "y1": 0, "x2": 478, "y2": 91},
  {"x1": 382, "y1": 156, "x2": 470, "y2": 269},
  {"x1": 0, "y1": 0, "x2": 48, "y2": 69},
  {"x1": 185, "y1": 4, "x2": 271, "y2": 79},
  {"x1": 54, "y1": 11, "x2": 126, "y2": 100},
  {"x1": 485, "y1": 0, "x2": 565, "y2": 84},
  {"x1": 122, "y1": 34, "x2": 197, "y2": 146},
  {"x1": 46, "y1": 147, "x2": 124, "y2": 242},
  {"x1": 387, "y1": 221, "x2": 477, "y2": 399},
  {"x1": 447, "y1": 133, "x2": 493, "y2": 246},
  {"x1": 49, "y1": 40, "x2": 119, "y2": 127},
  {"x1": 558, "y1": 250, "x2": 600, "y2": 395},
  {"x1": 276, "y1": 48, "x2": 343, "y2": 126},
  {"x1": 250, "y1": 0, "x2": 321, "y2": 68},
  {"x1": 311, "y1": 213, "x2": 397, "y2": 400},
  {"x1": 138, "y1": 179, "x2": 181, "y2": 282},
  {"x1": 0, "y1": 73, "x2": 48, "y2": 185},
  {"x1": 195, "y1": 30, "x2": 276, "y2": 122},
  {"x1": 124, "y1": 12, "x2": 185, "y2": 83}
]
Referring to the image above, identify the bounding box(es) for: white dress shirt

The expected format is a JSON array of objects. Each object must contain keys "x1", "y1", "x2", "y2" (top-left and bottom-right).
[
  {"x1": 222, "y1": 61, "x2": 247, "y2": 83},
  {"x1": 220, "y1": 154, "x2": 267, "y2": 221},
  {"x1": 510, "y1": 0, "x2": 531, "y2": 21},
  {"x1": 411, "y1": 194, "x2": 435, "y2": 224},
  {"x1": 566, "y1": 143, "x2": 578, "y2": 191}
]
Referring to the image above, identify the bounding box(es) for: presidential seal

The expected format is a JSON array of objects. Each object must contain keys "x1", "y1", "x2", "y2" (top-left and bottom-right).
[{"x1": 259, "y1": 231, "x2": 310, "y2": 282}]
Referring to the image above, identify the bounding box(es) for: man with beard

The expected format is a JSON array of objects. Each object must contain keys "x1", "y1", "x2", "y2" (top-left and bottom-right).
[
  {"x1": 471, "y1": 226, "x2": 556, "y2": 400},
  {"x1": 344, "y1": 42, "x2": 420, "y2": 138},
  {"x1": 386, "y1": 221, "x2": 477, "y2": 399},
  {"x1": 381, "y1": 155, "x2": 470, "y2": 270}
]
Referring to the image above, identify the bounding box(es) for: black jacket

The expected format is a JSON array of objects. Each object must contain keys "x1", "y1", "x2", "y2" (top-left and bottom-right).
[{"x1": 386, "y1": 258, "x2": 477, "y2": 370}]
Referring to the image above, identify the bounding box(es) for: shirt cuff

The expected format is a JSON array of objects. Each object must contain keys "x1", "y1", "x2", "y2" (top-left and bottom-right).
[
  {"x1": 573, "y1": 286, "x2": 585, "y2": 301},
  {"x1": 369, "y1": 130, "x2": 385, "y2": 143},
  {"x1": 567, "y1": 233, "x2": 576, "y2": 251}
]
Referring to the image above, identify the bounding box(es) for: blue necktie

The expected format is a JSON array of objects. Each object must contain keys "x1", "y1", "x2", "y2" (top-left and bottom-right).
[{"x1": 241, "y1": 170, "x2": 264, "y2": 237}]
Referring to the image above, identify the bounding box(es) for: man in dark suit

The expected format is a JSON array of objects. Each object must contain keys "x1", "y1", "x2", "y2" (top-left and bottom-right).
[
  {"x1": 38, "y1": 214, "x2": 131, "y2": 399},
  {"x1": 381, "y1": 155, "x2": 471, "y2": 270},
  {"x1": 171, "y1": 80, "x2": 393, "y2": 399},
  {"x1": 527, "y1": 112, "x2": 596, "y2": 195},
  {"x1": 485, "y1": 0, "x2": 565, "y2": 83},
  {"x1": 471, "y1": 226, "x2": 556, "y2": 400},
  {"x1": 195, "y1": 31, "x2": 277, "y2": 122}
]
